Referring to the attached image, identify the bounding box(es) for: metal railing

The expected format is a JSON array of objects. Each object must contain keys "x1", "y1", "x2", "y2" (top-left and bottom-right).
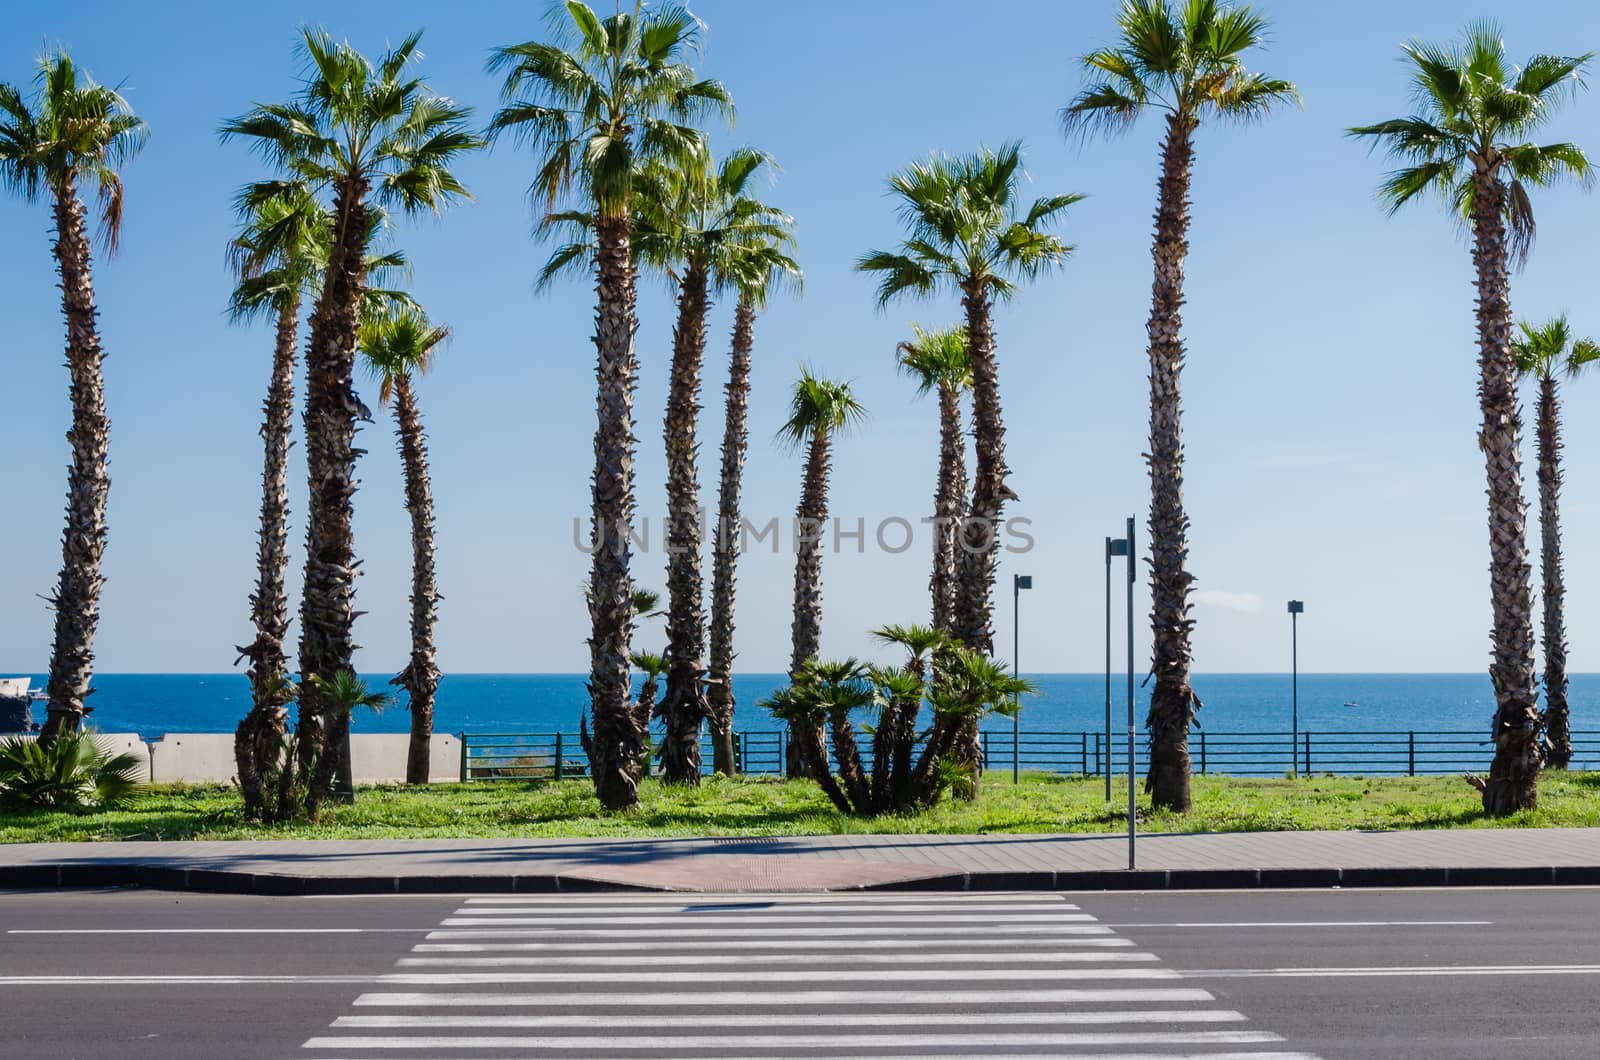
[{"x1": 460, "y1": 728, "x2": 1600, "y2": 781}]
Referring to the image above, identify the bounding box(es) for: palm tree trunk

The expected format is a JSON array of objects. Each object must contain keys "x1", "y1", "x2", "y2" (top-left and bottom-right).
[
  {"x1": 952, "y1": 280, "x2": 1005, "y2": 652},
  {"x1": 1470, "y1": 169, "x2": 1542, "y2": 814},
  {"x1": 234, "y1": 299, "x2": 300, "y2": 816},
  {"x1": 583, "y1": 212, "x2": 646, "y2": 810},
  {"x1": 296, "y1": 176, "x2": 371, "y2": 820},
  {"x1": 39, "y1": 175, "x2": 110, "y2": 748},
  {"x1": 1536, "y1": 376, "x2": 1570, "y2": 770},
  {"x1": 390, "y1": 373, "x2": 441, "y2": 785},
  {"x1": 659, "y1": 261, "x2": 711, "y2": 785},
  {"x1": 932, "y1": 382, "x2": 966, "y2": 633},
  {"x1": 950, "y1": 280, "x2": 1004, "y2": 796},
  {"x1": 787, "y1": 429, "x2": 832, "y2": 779},
  {"x1": 1145, "y1": 114, "x2": 1201, "y2": 813},
  {"x1": 707, "y1": 299, "x2": 756, "y2": 776}
]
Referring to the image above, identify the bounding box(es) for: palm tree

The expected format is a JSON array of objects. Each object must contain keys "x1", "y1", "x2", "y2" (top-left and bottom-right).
[
  {"x1": 0, "y1": 51, "x2": 147, "y2": 747},
  {"x1": 706, "y1": 236, "x2": 800, "y2": 776},
  {"x1": 629, "y1": 148, "x2": 793, "y2": 785},
  {"x1": 896, "y1": 325, "x2": 972, "y2": 633},
  {"x1": 779, "y1": 369, "x2": 866, "y2": 777},
  {"x1": 857, "y1": 144, "x2": 1077, "y2": 655},
  {"x1": 225, "y1": 184, "x2": 326, "y2": 818},
  {"x1": 222, "y1": 28, "x2": 479, "y2": 819},
  {"x1": 1063, "y1": 0, "x2": 1298, "y2": 813},
  {"x1": 1513, "y1": 316, "x2": 1599, "y2": 771},
  {"x1": 489, "y1": 1, "x2": 729, "y2": 811},
  {"x1": 359, "y1": 305, "x2": 450, "y2": 786},
  {"x1": 1350, "y1": 23, "x2": 1591, "y2": 814}
]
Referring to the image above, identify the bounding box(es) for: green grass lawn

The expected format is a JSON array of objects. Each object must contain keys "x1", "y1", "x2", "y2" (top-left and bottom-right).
[{"x1": 4, "y1": 771, "x2": 1600, "y2": 842}]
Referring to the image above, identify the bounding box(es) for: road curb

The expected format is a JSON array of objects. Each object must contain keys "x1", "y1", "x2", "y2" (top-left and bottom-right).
[{"x1": 3, "y1": 862, "x2": 1597, "y2": 894}]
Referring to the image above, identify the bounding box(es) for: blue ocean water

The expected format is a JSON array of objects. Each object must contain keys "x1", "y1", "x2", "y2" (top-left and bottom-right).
[{"x1": 11, "y1": 672, "x2": 1597, "y2": 741}]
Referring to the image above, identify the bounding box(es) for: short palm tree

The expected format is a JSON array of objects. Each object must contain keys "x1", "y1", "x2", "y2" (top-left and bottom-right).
[
  {"x1": 897, "y1": 325, "x2": 972, "y2": 633},
  {"x1": 857, "y1": 143, "x2": 1077, "y2": 655},
  {"x1": 225, "y1": 183, "x2": 326, "y2": 818},
  {"x1": 779, "y1": 369, "x2": 866, "y2": 777},
  {"x1": 1350, "y1": 23, "x2": 1591, "y2": 814},
  {"x1": 1513, "y1": 316, "x2": 1600, "y2": 771},
  {"x1": 1063, "y1": 0, "x2": 1298, "y2": 813},
  {"x1": 359, "y1": 305, "x2": 450, "y2": 786},
  {"x1": 222, "y1": 28, "x2": 479, "y2": 819},
  {"x1": 488, "y1": 1, "x2": 730, "y2": 811},
  {"x1": 0, "y1": 51, "x2": 146, "y2": 747},
  {"x1": 706, "y1": 235, "x2": 800, "y2": 776}
]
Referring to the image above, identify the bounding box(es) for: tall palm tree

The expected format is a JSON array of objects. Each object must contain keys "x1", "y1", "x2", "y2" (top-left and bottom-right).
[
  {"x1": 1513, "y1": 316, "x2": 1600, "y2": 772},
  {"x1": 896, "y1": 324, "x2": 972, "y2": 633},
  {"x1": 1063, "y1": 0, "x2": 1298, "y2": 813},
  {"x1": 222, "y1": 28, "x2": 479, "y2": 818},
  {"x1": 489, "y1": 1, "x2": 729, "y2": 810},
  {"x1": 225, "y1": 184, "x2": 326, "y2": 818},
  {"x1": 706, "y1": 236, "x2": 800, "y2": 776},
  {"x1": 1350, "y1": 23, "x2": 1591, "y2": 814},
  {"x1": 630, "y1": 148, "x2": 792, "y2": 784},
  {"x1": 0, "y1": 50, "x2": 147, "y2": 746},
  {"x1": 359, "y1": 305, "x2": 450, "y2": 786},
  {"x1": 857, "y1": 144, "x2": 1077, "y2": 654},
  {"x1": 779, "y1": 369, "x2": 866, "y2": 777}
]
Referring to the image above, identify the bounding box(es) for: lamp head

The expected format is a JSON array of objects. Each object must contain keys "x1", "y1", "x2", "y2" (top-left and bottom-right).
[
  {"x1": 1107, "y1": 539, "x2": 1129, "y2": 557},
  {"x1": 1288, "y1": 600, "x2": 1304, "y2": 614},
  {"x1": 1014, "y1": 574, "x2": 1032, "y2": 591}
]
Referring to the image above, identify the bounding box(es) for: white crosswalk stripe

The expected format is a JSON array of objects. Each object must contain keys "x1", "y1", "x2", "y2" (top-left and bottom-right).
[{"x1": 302, "y1": 893, "x2": 1323, "y2": 1058}]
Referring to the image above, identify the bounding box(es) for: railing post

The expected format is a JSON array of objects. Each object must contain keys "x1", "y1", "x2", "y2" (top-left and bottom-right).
[
  {"x1": 1200, "y1": 731, "x2": 1207, "y2": 775},
  {"x1": 981, "y1": 731, "x2": 990, "y2": 770},
  {"x1": 1303, "y1": 731, "x2": 1311, "y2": 776},
  {"x1": 1408, "y1": 731, "x2": 1415, "y2": 777},
  {"x1": 554, "y1": 732, "x2": 563, "y2": 781},
  {"x1": 1081, "y1": 732, "x2": 1088, "y2": 776},
  {"x1": 459, "y1": 733, "x2": 468, "y2": 783}
]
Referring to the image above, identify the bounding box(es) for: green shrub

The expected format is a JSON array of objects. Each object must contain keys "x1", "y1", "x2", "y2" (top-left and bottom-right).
[{"x1": 0, "y1": 731, "x2": 144, "y2": 810}]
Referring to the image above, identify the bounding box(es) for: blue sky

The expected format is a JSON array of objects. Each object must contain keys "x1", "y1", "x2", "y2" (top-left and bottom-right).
[{"x1": 4, "y1": 0, "x2": 1600, "y2": 677}]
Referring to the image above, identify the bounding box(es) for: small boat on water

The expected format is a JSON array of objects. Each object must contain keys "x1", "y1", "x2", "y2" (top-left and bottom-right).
[
  {"x1": 1343, "y1": 700, "x2": 1360, "y2": 708},
  {"x1": 0, "y1": 677, "x2": 41, "y2": 733}
]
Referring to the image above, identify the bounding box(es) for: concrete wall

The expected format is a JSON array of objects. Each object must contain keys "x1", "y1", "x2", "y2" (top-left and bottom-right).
[{"x1": 147, "y1": 732, "x2": 461, "y2": 785}]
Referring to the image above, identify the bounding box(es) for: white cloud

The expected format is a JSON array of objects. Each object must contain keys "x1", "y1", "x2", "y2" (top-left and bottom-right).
[{"x1": 1191, "y1": 590, "x2": 1265, "y2": 613}]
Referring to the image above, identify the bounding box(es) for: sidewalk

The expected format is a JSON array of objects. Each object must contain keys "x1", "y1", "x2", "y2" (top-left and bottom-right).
[{"x1": 4, "y1": 827, "x2": 1600, "y2": 893}]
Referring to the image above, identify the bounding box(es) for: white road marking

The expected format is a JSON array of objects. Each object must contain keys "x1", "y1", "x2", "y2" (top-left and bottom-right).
[
  {"x1": 301, "y1": 1030, "x2": 1287, "y2": 1049},
  {"x1": 377, "y1": 967, "x2": 1180, "y2": 984},
  {"x1": 394, "y1": 950, "x2": 1160, "y2": 967},
  {"x1": 440, "y1": 912, "x2": 1096, "y2": 925},
  {"x1": 427, "y1": 922, "x2": 1114, "y2": 937},
  {"x1": 1181, "y1": 963, "x2": 1600, "y2": 979},
  {"x1": 332, "y1": 1010, "x2": 1249, "y2": 1029},
  {"x1": 458, "y1": 894, "x2": 1066, "y2": 904},
  {"x1": 451, "y1": 902, "x2": 1078, "y2": 914},
  {"x1": 1105, "y1": 920, "x2": 1494, "y2": 929},
  {"x1": 300, "y1": 1055, "x2": 1320, "y2": 1060},
  {"x1": 5, "y1": 928, "x2": 426, "y2": 935},
  {"x1": 0, "y1": 975, "x2": 379, "y2": 985},
  {"x1": 410, "y1": 936, "x2": 1138, "y2": 952},
  {"x1": 352, "y1": 987, "x2": 1219, "y2": 1007}
]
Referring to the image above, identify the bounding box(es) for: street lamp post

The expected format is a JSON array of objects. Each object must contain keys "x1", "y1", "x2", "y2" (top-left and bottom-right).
[
  {"x1": 1122, "y1": 516, "x2": 1135, "y2": 870},
  {"x1": 1012, "y1": 574, "x2": 1032, "y2": 784},
  {"x1": 1288, "y1": 600, "x2": 1304, "y2": 778},
  {"x1": 1105, "y1": 537, "x2": 1128, "y2": 803}
]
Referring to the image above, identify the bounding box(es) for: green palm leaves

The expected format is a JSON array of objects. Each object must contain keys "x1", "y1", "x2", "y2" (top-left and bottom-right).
[
  {"x1": 0, "y1": 732, "x2": 144, "y2": 810},
  {"x1": 857, "y1": 142, "x2": 1077, "y2": 304},
  {"x1": 896, "y1": 324, "x2": 972, "y2": 396},
  {"x1": 0, "y1": 49, "x2": 147, "y2": 253},
  {"x1": 488, "y1": 1, "x2": 731, "y2": 219},
  {"x1": 359, "y1": 305, "x2": 451, "y2": 406},
  {"x1": 1513, "y1": 315, "x2": 1600, "y2": 382},
  {"x1": 1061, "y1": 0, "x2": 1299, "y2": 135},
  {"x1": 1348, "y1": 22, "x2": 1592, "y2": 267},
  {"x1": 777, "y1": 370, "x2": 867, "y2": 450}
]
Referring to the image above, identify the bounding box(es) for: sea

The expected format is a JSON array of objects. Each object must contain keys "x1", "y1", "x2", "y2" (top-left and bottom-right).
[{"x1": 8, "y1": 672, "x2": 1597, "y2": 741}]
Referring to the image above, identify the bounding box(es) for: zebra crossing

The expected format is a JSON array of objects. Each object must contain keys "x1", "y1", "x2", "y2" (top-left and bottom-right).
[{"x1": 299, "y1": 892, "x2": 1320, "y2": 1058}]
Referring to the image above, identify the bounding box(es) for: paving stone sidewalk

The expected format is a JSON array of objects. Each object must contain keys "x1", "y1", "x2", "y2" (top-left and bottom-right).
[{"x1": 4, "y1": 828, "x2": 1600, "y2": 893}]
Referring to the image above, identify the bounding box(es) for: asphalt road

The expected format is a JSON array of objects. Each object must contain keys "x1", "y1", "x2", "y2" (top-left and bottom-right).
[{"x1": 0, "y1": 887, "x2": 1596, "y2": 1059}]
